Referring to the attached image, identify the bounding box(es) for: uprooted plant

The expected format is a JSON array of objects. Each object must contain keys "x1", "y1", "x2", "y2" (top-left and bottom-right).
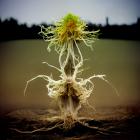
[{"x1": 18, "y1": 13, "x2": 120, "y2": 134}]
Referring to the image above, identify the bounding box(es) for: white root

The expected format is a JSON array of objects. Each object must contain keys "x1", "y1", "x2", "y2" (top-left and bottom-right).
[
  {"x1": 42, "y1": 62, "x2": 61, "y2": 72},
  {"x1": 24, "y1": 75, "x2": 51, "y2": 97},
  {"x1": 24, "y1": 38, "x2": 120, "y2": 124}
]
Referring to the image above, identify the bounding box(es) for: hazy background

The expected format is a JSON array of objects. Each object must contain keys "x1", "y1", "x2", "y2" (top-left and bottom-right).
[
  {"x1": 0, "y1": 0, "x2": 140, "y2": 119},
  {"x1": 0, "y1": 0, "x2": 140, "y2": 26},
  {"x1": 0, "y1": 39, "x2": 140, "y2": 119}
]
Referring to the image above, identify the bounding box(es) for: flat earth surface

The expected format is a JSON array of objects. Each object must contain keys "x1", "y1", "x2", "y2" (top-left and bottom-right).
[
  {"x1": 2, "y1": 103, "x2": 140, "y2": 140},
  {"x1": 0, "y1": 39, "x2": 140, "y2": 139}
]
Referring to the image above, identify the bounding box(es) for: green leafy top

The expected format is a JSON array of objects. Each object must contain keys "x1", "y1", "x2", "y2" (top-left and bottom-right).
[{"x1": 39, "y1": 13, "x2": 100, "y2": 53}]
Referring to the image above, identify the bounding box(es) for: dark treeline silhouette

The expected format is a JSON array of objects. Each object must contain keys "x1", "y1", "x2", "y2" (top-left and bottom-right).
[
  {"x1": 0, "y1": 18, "x2": 49, "y2": 41},
  {"x1": 88, "y1": 17, "x2": 140, "y2": 40},
  {"x1": 0, "y1": 17, "x2": 140, "y2": 41}
]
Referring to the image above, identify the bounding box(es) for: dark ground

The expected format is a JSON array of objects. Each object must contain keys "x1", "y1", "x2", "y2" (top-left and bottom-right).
[{"x1": 1, "y1": 103, "x2": 140, "y2": 140}]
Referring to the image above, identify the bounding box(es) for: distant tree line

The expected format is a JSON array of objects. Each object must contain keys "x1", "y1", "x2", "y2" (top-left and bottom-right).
[{"x1": 0, "y1": 17, "x2": 140, "y2": 41}]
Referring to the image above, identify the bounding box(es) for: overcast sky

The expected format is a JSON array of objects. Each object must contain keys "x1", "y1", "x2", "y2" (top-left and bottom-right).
[{"x1": 0, "y1": 0, "x2": 140, "y2": 27}]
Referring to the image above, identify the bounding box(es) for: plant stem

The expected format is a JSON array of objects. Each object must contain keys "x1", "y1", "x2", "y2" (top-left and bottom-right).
[
  {"x1": 59, "y1": 40, "x2": 82, "y2": 123},
  {"x1": 64, "y1": 40, "x2": 75, "y2": 77}
]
